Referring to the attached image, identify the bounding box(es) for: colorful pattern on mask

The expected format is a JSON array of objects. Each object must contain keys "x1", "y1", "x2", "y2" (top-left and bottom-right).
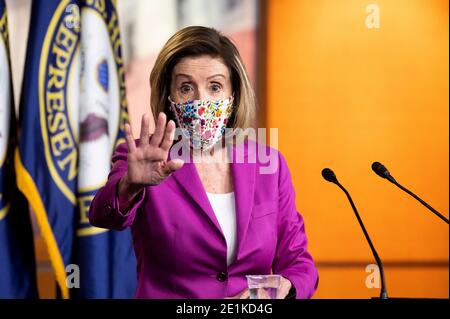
[{"x1": 169, "y1": 97, "x2": 234, "y2": 150}]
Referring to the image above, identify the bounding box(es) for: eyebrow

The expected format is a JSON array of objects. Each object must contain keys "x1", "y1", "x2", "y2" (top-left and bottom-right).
[{"x1": 174, "y1": 73, "x2": 226, "y2": 80}]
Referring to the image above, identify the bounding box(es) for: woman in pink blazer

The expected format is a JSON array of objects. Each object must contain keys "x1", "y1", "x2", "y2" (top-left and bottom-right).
[{"x1": 89, "y1": 26, "x2": 318, "y2": 299}]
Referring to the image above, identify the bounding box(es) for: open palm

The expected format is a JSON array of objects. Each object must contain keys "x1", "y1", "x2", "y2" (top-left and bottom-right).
[{"x1": 123, "y1": 112, "x2": 184, "y2": 188}]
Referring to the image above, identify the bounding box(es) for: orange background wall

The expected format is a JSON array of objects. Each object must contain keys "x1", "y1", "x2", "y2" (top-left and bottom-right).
[{"x1": 266, "y1": 0, "x2": 449, "y2": 298}]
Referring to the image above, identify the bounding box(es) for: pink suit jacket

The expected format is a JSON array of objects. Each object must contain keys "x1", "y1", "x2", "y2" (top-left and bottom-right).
[{"x1": 89, "y1": 140, "x2": 319, "y2": 299}]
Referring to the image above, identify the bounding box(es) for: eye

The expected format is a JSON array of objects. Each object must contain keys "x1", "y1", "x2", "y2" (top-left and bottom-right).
[
  {"x1": 210, "y1": 83, "x2": 222, "y2": 93},
  {"x1": 179, "y1": 84, "x2": 193, "y2": 94}
]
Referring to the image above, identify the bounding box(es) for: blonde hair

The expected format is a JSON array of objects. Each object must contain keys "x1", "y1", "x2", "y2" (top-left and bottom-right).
[{"x1": 150, "y1": 26, "x2": 255, "y2": 130}]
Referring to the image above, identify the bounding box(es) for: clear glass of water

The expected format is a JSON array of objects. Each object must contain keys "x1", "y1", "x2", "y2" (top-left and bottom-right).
[{"x1": 246, "y1": 275, "x2": 281, "y2": 299}]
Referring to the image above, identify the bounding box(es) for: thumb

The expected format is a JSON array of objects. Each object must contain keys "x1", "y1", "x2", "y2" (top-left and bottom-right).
[{"x1": 164, "y1": 159, "x2": 184, "y2": 174}]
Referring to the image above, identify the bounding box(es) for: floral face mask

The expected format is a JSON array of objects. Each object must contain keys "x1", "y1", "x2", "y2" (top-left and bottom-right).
[{"x1": 168, "y1": 96, "x2": 234, "y2": 151}]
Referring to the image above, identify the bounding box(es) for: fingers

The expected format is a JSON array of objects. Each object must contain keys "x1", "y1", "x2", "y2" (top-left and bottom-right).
[
  {"x1": 160, "y1": 120, "x2": 176, "y2": 151},
  {"x1": 257, "y1": 288, "x2": 271, "y2": 299},
  {"x1": 139, "y1": 114, "x2": 150, "y2": 146},
  {"x1": 239, "y1": 290, "x2": 250, "y2": 299},
  {"x1": 150, "y1": 112, "x2": 167, "y2": 147},
  {"x1": 124, "y1": 123, "x2": 136, "y2": 153},
  {"x1": 277, "y1": 277, "x2": 292, "y2": 299},
  {"x1": 139, "y1": 112, "x2": 175, "y2": 152}
]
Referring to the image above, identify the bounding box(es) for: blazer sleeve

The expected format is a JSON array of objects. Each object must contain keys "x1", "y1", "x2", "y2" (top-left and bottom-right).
[
  {"x1": 88, "y1": 142, "x2": 145, "y2": 231},
  {"x1": 272, "y1": 152, "x2": 319, "y2": 299}
]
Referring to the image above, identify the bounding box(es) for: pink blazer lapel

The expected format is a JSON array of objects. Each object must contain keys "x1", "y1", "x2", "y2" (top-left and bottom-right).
[
  {"x1": 169, "y1": 142, "x2": 256, "y2": 259},
  {"x1": 231, "y1": 150, "x2": 256, "y2": 260},
  {"x1": 170, "y1": 160, "x2": 224, "y2": 237}
]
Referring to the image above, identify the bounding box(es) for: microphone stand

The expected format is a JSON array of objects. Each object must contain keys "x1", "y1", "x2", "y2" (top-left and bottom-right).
[
  {"x1": 391, "y1": 181, "x2": 449, "y2": 224},
  {"x1": 335, "y1": 181, "x2": 389, "y2": 299},
  {"x1": 371, "y1": 162, "x2": 449, "y2": 224}
]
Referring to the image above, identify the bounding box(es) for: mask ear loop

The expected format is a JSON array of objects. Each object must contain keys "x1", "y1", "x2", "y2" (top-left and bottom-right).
[
  {"x1": 223, "y1": 93, "x2": 237, "y2": 145},
  {"x1": 229, "y1": 93, "x2": 235, "y2": 104},
  {"x1": 167, "y1": 96, "x2": 177, "y2": 119}
]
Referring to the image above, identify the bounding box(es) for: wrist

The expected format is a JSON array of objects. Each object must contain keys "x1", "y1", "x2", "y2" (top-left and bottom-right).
[{"x1": 118, "y1": 174, "x2": 142, "y2": 206}]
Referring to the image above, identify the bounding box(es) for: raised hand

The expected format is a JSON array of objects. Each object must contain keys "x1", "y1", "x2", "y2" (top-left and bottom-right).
[{"x1": 118, "y1": 112, "x2": 184, "y2": 209}]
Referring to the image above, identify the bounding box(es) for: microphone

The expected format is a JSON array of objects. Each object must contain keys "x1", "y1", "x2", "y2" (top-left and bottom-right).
[
  {"x1": 371, "y1": 162, "x2": 449, "y2": 224},
  {"x1": 322, "y1": 168, "x2": 388, "y2": 299}
]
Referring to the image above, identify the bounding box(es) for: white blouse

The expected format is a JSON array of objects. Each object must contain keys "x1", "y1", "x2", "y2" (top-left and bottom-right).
[{"x1": 206, "y1": 191, "x2": 237, "y2": 266}]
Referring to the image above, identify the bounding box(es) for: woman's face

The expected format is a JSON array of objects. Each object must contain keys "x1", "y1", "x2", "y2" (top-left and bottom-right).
[{"x1": 170, "y1": 55, "x2": 232, "y2": 103}]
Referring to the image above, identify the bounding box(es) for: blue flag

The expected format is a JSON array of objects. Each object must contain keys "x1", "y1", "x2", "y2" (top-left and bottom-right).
[
  {"x1": 0, "y1": 0, "x2": 38, "y2": 298},
  {"x1": 16, "y1": 0, "x2": 136, "y2": 298}
]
